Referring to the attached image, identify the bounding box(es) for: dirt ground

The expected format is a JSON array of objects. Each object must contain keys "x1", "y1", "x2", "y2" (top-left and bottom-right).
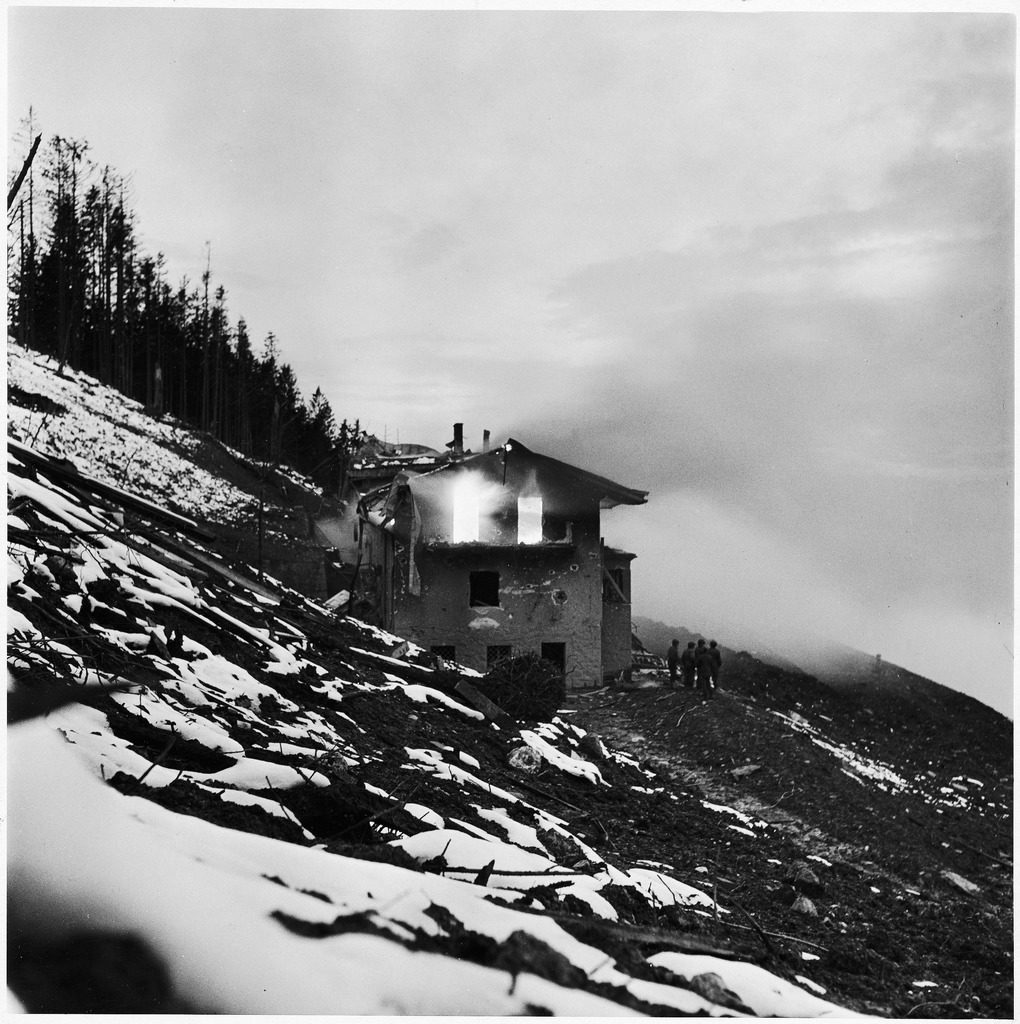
[
  {"x1": 8, "y1": 431, "x2": 1012, "y2": 1016},
  {"x1": 563, "y1": 671, "x2": 1013, "y2": 1019}
]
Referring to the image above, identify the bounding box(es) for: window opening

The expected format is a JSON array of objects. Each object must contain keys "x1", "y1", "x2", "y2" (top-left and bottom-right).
[
  {"x1": 603, "y1": 568, "x2": 628, "y2": 603},
  {"x1": 487, "y1": 645, "x2": 512, "y2": 667},
  {"x1": 541, "y1": 642, "x2": 566, "y2": 675},
  {"x1": 469, "y1": 571, "x2": 500, "y2": 607},
  {"x1": 517, "y1": 495, "x2": 543, "y2": 544}
]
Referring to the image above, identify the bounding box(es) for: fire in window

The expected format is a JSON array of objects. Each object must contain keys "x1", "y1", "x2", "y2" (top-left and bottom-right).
[
  {"x1": 452, "y1": 476, "x2": 480, "y2": 543},
  {"x1": 469, "y1": 570, "x2": 500, "y2": 607},
  {"x1": 517, "y1": 495, "x2": 543, "y2": 544}
]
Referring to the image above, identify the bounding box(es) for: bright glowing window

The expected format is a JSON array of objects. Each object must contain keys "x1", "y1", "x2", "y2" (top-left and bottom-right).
[
  {"x1": 517, "y1": 496, "x2": 542, "y2": 544},
  {"x1": 452, "y1": 478, "x2": 480, "y2": 542}
]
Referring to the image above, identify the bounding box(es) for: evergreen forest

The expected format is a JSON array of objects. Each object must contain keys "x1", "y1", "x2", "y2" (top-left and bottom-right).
[{"x1": 7, "y1": 119, "x2": 364, "y2": 491}]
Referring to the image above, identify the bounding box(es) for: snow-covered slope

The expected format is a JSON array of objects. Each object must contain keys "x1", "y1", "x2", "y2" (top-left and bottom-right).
[
  {"x1": 7, "y1": 342, "x2": 260, "y2": 523},
  {"x1": 6, "y1": 348, "x2": 862, "y2": 1015}
]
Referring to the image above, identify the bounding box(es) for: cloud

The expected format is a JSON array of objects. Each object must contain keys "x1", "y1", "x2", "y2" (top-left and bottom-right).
[
  {"x1": 603, "y1": 489, "x2": 1013, "y2": 717},
  {"x1": 395, "y1": 222, "x2": 465, "y2": 270}
]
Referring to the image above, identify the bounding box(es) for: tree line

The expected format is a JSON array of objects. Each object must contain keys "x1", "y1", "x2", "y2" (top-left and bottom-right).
[{"x1": 7, "y1": 116, "x2": 364, "y2": 491}]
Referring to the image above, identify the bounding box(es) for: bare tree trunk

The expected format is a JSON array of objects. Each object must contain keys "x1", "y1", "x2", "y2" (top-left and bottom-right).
[{"x1": 7, "y1": 133, "x2": 41, "y2": 211}]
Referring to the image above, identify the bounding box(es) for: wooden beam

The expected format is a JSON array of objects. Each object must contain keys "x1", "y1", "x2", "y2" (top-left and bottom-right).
[
  {"x1": 602, "y1": 567, "x2": 628, "y2": 604},
  {"x1": 454, "y1": 679, "x2": 513, "y2": 727}
]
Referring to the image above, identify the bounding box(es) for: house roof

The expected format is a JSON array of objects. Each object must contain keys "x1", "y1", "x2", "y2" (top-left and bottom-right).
[
  {"x1": 501, "y1": 439, "x2": 648, "y2": 509},
  {"x1": 353, "y1": 438, "x2": 647, "y2": 510}
]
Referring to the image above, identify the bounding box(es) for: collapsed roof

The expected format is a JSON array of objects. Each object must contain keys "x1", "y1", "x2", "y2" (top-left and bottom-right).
[{"x1": 358, "y1": 437, "x2": 647, "y2": 542}]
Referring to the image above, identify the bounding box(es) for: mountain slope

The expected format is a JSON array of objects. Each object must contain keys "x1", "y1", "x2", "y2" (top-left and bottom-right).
[
  {"x1": 633, "y1": 613, "x2": 1011, "y2": 739},
  {"x1": 7, "y1": 341, "x2": 336, "y2": 597},
  {"x1": 6, "y1": 346, "x2": 1012, "y2": 1016}
]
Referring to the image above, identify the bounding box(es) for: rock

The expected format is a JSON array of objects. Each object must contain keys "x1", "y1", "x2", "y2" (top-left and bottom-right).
[
  {"x1": 688, "y1": 972, "x2": 753, "y2": 1013},
  {"x1": 785, "y1": 863, "x2": 825, "y2": 897},
  {"x1": 791, "y1": 894, "x2": 818, "y2": 916},
  {"x1": 729, "y1": 764, "x2": 762, "y2": 779},
  {"x1": 576, "y1": 733, "x2": 606, "y2": 762},
  {"x1": 323, "y1": 589, "x2": 350, "y2": 610},
  {"x1": 941, "y1": 870, "x2": 981, "y2": 896},
  {"x1": 507, "y1": 745, "x2": 543, "y2": 773}
]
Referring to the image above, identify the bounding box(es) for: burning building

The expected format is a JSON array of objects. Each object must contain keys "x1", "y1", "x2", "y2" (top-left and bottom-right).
[{"x1": 319, "y1": 425, "x2": 648, "y2": 689}]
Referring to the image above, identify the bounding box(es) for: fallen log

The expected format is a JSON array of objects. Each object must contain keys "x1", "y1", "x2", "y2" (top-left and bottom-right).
[
  {"x1": 719, "y1": 920, "x2": 828, "y2": 952},
  {"x1": 510, "y1": 777, "x2": 583, "y2": 814},
  {"x1": 454, "y1": 679, "x2": 514, "y2": 727},
  {"x1": 528, "y1": 910, "x2": 755, "y2": 961},
  {"x1": 9, "y1": 439, "x2": 217, "y2": 542},
  {"x1": 346, "y1": 646, "x2": 448, "y2": 686}
]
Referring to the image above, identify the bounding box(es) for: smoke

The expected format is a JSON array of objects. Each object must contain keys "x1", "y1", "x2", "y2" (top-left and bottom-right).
[{"x1": 604, "y1": 488, "x2": 1013, "y2": 717}]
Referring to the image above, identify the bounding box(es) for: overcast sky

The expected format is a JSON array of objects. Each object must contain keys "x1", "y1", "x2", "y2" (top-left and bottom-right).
[{"x1": 8, "y1": 5, "x2": 1014, "y2": 715}]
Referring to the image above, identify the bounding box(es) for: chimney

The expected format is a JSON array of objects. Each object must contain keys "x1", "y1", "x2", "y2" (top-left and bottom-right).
[
  {"x1": 482, "y1": 429, "x2": 491, "y2": 453},
  {"x1": 453, "y1": 422, "x2": 463, "y2": 456}
]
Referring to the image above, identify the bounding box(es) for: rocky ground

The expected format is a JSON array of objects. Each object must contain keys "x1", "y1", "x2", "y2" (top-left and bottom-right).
[
  {"x1": 7, "y1": 342, "x2": 1013, "y2": 1016},
  {"x1": 565, "y1": 666, "x2": 1013, "y2": 1019}
]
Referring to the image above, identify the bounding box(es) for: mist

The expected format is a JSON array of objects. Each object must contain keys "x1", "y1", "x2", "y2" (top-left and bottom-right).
[{"x1": 600, "y1": 489, "x2": 1013, "y2": 719}]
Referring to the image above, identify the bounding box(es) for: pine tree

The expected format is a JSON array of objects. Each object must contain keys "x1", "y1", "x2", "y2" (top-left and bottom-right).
[{"x1": 8, "y1": 120, "x2": 360, "y2": 489}]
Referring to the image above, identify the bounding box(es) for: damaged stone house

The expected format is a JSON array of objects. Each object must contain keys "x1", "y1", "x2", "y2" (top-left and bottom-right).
[{"x1": 317, "y1": 425, "x2": 647, "y2": 690}]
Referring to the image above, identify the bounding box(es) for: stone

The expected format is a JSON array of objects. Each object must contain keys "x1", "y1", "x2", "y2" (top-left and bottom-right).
[
  {"x1": 940, "y1": 870, "x2": 981, "y2": 896},
  {"x1": 688, "y1": 972, "x2": 752, "y2": 1013},
  {"x1": 323, "y1": 589, "x2": 350, "y2": 610},
  {"x1": 785, "y1": 863, "x2": 825, "y2": 898},
  {"x1": 577, "y1": 733, "x2": 606, "y2": 762},
  {"x1": 791, "y1": 894, "x2": 818, "y2": 916},
  {"x1": 508, "y1": 745, "x2": 543, "y2": 773}
]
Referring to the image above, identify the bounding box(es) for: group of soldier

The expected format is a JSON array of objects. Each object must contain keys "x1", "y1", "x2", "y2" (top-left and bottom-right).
[{"x1": 666, "y1": 638, "x2": 721, "y2": 699}]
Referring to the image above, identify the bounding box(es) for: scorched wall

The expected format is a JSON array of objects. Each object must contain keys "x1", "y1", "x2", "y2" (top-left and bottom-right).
[{"x1": 391, "y1": 515, "x2": 605, "y2": 688}]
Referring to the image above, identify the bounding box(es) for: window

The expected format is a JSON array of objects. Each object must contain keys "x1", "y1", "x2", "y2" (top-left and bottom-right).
[
  {"x1": 469, "y1": 570, "x2": 500, "y2": 607},
  {"x1": 487, "y1": 645, "x2": 512, "y2": 667},
  {"x1": 541, "y1": 642, "x2": 566, "y2": 675},
  {"x1": 517, "y1": 495, "x2": 543, "y2": 544},
  {"x1": 603, "y1": 567, "x2": 628, "y2": 603}
]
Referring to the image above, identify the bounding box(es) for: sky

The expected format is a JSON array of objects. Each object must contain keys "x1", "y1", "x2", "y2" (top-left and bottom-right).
[{"x1": 7, "y1": 3, "x2": 1015, "y2": 715}]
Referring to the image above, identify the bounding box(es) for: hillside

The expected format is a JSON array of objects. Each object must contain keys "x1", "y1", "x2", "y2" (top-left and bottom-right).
[
  {"x1": 6, "y1": 347, "x2": 1014, "y2": 1016},
  {"x1": 633, "y1": 614, "x2": 1011, "y2": 736},
  {"x1": 7, "y1": 342, "x2": 338, "y2": 599}
]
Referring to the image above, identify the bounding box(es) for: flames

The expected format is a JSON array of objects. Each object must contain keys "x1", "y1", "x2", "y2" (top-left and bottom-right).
[{"x1": 449, "y1": 470, "x2": 543, "y2": 545}]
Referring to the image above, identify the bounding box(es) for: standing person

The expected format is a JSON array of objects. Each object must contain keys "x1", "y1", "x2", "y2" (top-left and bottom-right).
[
  {"x1": 666, "y1": 639, "x2": 681, "y2": 688},
  {"x1": 680, "y1": 641, "x2": 697, "y2": 689},
  {"x1": 695, "y1": 638, "x2": 714, "y2": 699},
  {"x1": 708, "y1": 640, "x2": 722, "y2": 693}
]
